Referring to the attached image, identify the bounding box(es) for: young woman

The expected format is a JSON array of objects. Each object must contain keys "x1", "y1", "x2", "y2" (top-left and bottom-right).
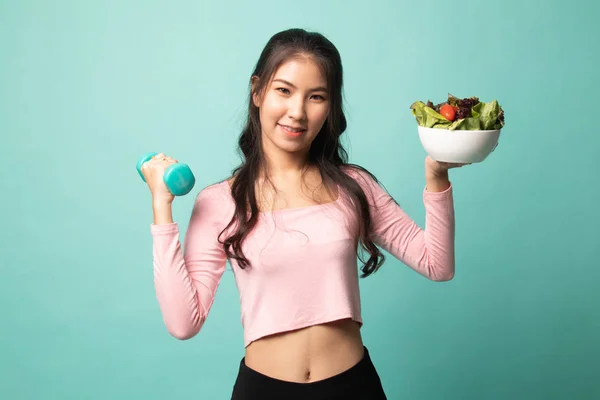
[{"x1": 142, "y1": 28, "x2": 462, "y2": 400}]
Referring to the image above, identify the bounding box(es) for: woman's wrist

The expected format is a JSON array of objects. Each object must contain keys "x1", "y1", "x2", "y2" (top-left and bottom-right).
[
  {"x1": 425, "y1": 171, "x2": 450, "y2": 192},
  {"x1": 152, "y1": 199, "x2": 174, "y2": 224}
]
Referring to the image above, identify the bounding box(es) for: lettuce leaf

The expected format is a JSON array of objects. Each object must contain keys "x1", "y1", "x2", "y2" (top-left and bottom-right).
[
  {"x1": 473, "y1": 100, "x2": 504, "y2": 130},
  {"x1": 410, "y1": 99, "x2": 504, "y2": 130}
]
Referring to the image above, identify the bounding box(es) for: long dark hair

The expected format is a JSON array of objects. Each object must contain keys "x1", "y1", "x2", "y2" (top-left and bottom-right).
[{"x1": 221, "y1": 28, "x2": 386, "y2": 278}]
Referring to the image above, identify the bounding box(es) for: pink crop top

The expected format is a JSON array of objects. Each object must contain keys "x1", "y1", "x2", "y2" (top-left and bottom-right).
[{"x1": 150, "y1": 167, "x2": 455, "y2": 347}]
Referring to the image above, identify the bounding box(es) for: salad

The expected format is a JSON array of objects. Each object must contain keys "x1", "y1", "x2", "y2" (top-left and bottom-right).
[{"x1": 411, "y1": 93, "x2": 505, "y2": 131}]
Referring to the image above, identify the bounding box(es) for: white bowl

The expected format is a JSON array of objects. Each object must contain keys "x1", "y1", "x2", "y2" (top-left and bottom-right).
[{"x1": 418, "y1": 126, "x2": 501, "y2": 163}]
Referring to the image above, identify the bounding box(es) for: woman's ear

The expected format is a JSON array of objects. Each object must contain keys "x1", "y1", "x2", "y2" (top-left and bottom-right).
[{"x1": 251, "y1": 76, "x2": 261, "y2": 107}]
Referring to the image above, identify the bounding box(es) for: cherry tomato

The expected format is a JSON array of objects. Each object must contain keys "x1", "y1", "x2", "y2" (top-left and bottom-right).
[{"x1": 440, "y1": 104, "x2": 457, "y2": 121}]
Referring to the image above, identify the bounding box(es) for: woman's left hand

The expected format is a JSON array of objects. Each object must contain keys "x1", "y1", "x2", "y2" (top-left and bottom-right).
[
  {"x1": 425, "y1": 156, "x2": 470, "y2": 192},
  {"x1": 425, "y1": 156, "x2": 470, "y2": 177}
]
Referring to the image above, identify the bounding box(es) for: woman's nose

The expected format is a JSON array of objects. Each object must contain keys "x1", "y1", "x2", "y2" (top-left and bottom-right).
[{"x1": 287, "y1": 97, "x2": 306, "y2": 120}]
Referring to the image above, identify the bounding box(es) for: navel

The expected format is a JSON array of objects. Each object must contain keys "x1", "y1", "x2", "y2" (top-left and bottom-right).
[{"x1": 305, "y1": 370, "x2": 311, "y2": 382}]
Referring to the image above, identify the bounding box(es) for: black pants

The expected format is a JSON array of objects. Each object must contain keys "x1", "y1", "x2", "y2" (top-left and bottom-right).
[{"x1": 230, "y1": 346, "x2": 387, "y2": 400}]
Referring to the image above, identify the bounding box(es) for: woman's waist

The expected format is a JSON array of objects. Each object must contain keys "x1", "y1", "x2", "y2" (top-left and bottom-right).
[{"x1": 243, "y1": 318, "x2": 364, "y2": 383}]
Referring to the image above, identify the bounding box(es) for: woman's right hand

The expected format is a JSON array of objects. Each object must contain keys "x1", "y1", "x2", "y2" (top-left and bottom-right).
[{"x1": 140, "y1": 153, "x2": 178, "y2": 205}]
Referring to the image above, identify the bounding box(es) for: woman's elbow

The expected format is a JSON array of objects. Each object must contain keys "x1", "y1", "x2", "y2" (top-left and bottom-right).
[
  {"x1": 432, "y1": 270, "x2": 455, "y2": 282},
  {"x1": 428, "y1": 264, "x2": 455, "y2": 282},
  {"x1": 166, "y1": 322, "x2": 201, "y2": 340}
]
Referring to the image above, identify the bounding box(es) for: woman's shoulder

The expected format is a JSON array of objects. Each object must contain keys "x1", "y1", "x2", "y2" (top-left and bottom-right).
[
  {"x1": 340, "y1": 163, "x2": 379, "y2": 186},
  {"x1": 195, "y1": 177, "x2": 234, "y2": 205},
  {"x1": 338, "y1": 163, "x2": 393, "y2": 203}
]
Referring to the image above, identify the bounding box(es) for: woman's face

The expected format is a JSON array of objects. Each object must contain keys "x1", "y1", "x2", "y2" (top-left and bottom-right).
[{"x1": 254, "y1": 57, "x2": 330, "y2": 160}]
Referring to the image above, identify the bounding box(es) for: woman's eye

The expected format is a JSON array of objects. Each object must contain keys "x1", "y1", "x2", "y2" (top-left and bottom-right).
[{"x1": 275, "y1": 88, "x2": 325, "y2": 101}]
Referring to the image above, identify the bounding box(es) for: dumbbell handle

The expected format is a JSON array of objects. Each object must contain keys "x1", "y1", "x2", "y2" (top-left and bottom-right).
[{"x1": 136, "y1": 152, "x2": 195, "y2": 196}]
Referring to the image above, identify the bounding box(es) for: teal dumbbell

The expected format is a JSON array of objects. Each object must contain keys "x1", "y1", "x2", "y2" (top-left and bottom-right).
[{"x1": 136, "y1": 152, "x2": 195, "y2": 196}]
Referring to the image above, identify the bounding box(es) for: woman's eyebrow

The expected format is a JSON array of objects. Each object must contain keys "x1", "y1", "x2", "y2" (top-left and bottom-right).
[{"x1": 273, "y1": 79, "x2": 327, "y2": 93}]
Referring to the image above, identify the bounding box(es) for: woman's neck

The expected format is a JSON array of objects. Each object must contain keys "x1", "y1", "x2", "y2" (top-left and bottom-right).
[{"x1": 261, "y1": 152, "x2": 312, "y2": 182}]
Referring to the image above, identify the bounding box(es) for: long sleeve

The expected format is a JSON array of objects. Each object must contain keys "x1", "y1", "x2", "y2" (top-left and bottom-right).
[
  {"x1": 150, "y1": 183, "x2": 232, "y2": 340},
  {"x1": 349, "y1": 167, "x2": 455, "y2": 281}
]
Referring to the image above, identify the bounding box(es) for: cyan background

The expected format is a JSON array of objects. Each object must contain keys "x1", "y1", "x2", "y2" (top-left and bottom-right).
[{"x1": 1, "y1": 0, "x2": 598, "y2": 399}]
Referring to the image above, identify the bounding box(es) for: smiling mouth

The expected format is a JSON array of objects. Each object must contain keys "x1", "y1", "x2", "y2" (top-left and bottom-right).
[{"x1": 279, "y1": 124, "x2": 307, "y2": 136}]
